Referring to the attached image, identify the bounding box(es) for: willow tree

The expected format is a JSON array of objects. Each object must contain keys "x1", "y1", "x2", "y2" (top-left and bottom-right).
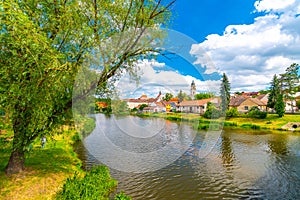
[{"x1": 0, "y1": 0, "x2": 174, "y2": 174}]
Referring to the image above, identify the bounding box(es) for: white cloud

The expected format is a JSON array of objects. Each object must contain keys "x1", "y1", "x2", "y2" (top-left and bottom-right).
[
  {"x1": 116, "y1": 60, "x2": 221, "y2": 99},
  {"x1": 190, "y1": 0, "x2": 300, "y2": 92},
  {"x1": 254, "y1": 0, "x2": 295, "y2": 12}
]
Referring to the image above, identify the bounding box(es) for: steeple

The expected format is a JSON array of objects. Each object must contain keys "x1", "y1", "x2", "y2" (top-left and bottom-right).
[{"x1": 190, "y1": 80, "x2": 196, "y2": 99}]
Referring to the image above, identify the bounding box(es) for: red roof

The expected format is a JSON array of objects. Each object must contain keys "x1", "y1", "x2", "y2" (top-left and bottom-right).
[{"x1": 178, "y1": 99, "x2": 211, "y2": 107}]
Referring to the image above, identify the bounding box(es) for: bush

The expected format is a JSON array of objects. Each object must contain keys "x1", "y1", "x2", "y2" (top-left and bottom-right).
[
  {"x1": 226, "y1": 108, "x2": 239, "y2": 118},
  {"x1": 130, "y1": 108, "x2": 138, "y2": 113},
  {"x1": 247, "y1": 106, "x2": 267, "y2": 119},
  {"x1": 241, "y1": 123, "x2": 261, "y2": 130},
  {"x1": 114, "y1": 191, "x2": 132, "y2": 200},
  {"x1": 56, "y1": 166, "x2": 130, "y2": 200},
  {"x1": 203, "y1": 107, "x2": 221, "y2": 119}
]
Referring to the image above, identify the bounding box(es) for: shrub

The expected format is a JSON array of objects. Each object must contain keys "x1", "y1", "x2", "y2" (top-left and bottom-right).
[
  {"x1": 115, "y1": 191, "x2": 132, "y2": 200},
  {"x1": 130, "y1": 108, "x2": 138, "y2": 113},
  {"x1": 247, "y1": 106, "x2": 267, "y2": 119},
  {"x1": 203, "y1": 104, "x2": 221, "y2": 119},
  {"x1": 241, "y1": 123, "x2": 261, "y2": 130},
  {"x1": 56, "y1": 166, "x2": 130, "y2": 200},
  {"x1": 226, "y1": 108, "x2": 239, "y2": 118},
  {"x1": 223, "y1": 121, "x2": 238, "y2": 127}
]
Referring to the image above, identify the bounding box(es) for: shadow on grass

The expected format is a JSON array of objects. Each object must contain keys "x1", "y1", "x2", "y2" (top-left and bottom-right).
[{"x1": 25, "y1": 147, "x2": 81, "y2": 174}]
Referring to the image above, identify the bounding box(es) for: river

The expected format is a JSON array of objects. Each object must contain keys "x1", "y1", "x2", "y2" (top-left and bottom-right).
[{"x1": 75, "y1": 114, "x2": 300, "y2": 199}]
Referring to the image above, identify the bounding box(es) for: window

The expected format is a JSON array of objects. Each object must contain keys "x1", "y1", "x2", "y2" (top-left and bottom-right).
[{"x1": 244, "y1": 106, "x2": 249, "y2": 110}]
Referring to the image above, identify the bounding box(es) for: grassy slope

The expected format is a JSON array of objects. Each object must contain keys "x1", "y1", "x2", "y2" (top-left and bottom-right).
[
  {"x1": 0, "y1": 127, "x2": 83, "y2": 200},
  {"x1": 226, "y1": 114, "x2": 300, "y2": 130}
]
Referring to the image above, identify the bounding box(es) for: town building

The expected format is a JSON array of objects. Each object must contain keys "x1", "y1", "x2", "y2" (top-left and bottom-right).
[
  {"x1": 177, "y1": 98, "x2": 212, "y2": 114},
  {"x1": 229, "y1": 96, "x2": 267, "y2": 113}
]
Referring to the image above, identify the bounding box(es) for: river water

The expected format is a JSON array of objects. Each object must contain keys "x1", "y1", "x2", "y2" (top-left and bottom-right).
[{"x1": 75, "y1": 114, "x2": 300, "y2": 199}]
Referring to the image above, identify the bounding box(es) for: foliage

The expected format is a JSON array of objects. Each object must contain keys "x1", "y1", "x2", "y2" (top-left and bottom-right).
[
  {"x1": 111, "y1": 100, "x2": 129, "y2": 114},
  {"x1": 275, "y1": 94, "x2": 285, "y2": 117},
  {"x1": 297, "y1": 100, "x2": 300, "y2": 110},
  {"x1": 220, "y1": 73, "x2": 231, "y2": 114},
  {"x1": 56, "y1": 166, "x2": 130, "y2": 200},
  {"x1": 115, "y1": 191, "x2": 132, "y2": 200},
  {"x1": 139, "y1": 104, "x2": 148, "y2": 111},
  {"x1": 163, "y1": 93, "x2": 173, "y2": 101},
  {"x1": 130, "y1": 107, "x2": 138, "y2": 113},
  {"x1": 226, "y1": 108, "x2": 239, "y2": 118},
  {"x1": 247, "y1": 106, "x2": 267, "y2": 119},
  {"x1": 258, "y1": 90, "x2": 269, "y2": 94},
  {"x1": 279, "y1": 63, "x2": 300, "y2": 113},
  {"x1": 240, "y1": 123, "x2": 261, "y2": 130},
  {"x1": 203, "y1": 102, "x2": 221, "y2": 119},
  {"x1": 194, "y1": 93, "x2": 214, "y2": 100},
  {"x1": 1, "y1": 0, "x2": 174, "y2": 174},
  {"x1": 267, "y1": 74, "x2": 280, "y2": 109},
  {"x1": 177, "y1": 90, "x2": 191, "y2": 102}
]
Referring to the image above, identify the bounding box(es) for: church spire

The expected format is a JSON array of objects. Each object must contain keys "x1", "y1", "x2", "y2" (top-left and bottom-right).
[{"x1": 190, "y1": 80, "x2": 196, "y2": 99}]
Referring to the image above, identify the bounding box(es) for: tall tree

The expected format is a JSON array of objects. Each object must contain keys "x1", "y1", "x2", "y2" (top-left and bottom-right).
[
  {"x1": 0, "y1": 0, "x2": 174, "y2": 174},
  {"x1": 177, "y1": 90, "x2": 190, "y2": 102},
  {"x1": 267, "y1": 74, "x2": 280, "y2": 110},
  {"x1": 275, "y1": 94, "x2": 285, "y2": 117},
  {"x1": 220, "y1": 73, "x2": 231, "y2": 114},
  {"x1": 279, "y1": 63, "x2": 300, "y2": 113}
]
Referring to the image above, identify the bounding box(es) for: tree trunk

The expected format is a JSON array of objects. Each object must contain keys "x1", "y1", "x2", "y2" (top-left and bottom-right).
[
  {"x1": 5, "y1": 110, "x2": 27, "y2": 175},
  {"x1": 5, "y1": 148, "x2": 25, "y2": 175}
]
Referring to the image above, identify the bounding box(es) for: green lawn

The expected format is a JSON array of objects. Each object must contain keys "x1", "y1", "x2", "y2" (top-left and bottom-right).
[
  {"x1": 0, "y1": 127, "x2": 83, "y2": 200},
  {"x1": 226, "y1": 114, "x2": 300, "y2": 130}
]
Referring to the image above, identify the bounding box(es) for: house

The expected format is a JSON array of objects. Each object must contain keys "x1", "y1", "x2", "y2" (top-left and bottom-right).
[
  {"x1": 125, "y1": 92, "x2": 162, "y2": 109},
  {"x1": 256, "y1": 94, "x2": 269, "y2": 105},
  {"x1": 177, "y1": 99, "x2": 212, "y2": 114},
  {"x1": 160, "y1": 100, "x2": 178, "y2": 112},
  {"x1": 242, "y1": 92, "x2": 260, "y2": 98},
  {"x1": 143, "y1": 102, "x2": 165, "y2": 113},
  {"x1": 285, "y1": 100, "x2": 298, "y2": 113},
  {"x1": 229, "y1": 96, "x2": 267, "y2": 113}
]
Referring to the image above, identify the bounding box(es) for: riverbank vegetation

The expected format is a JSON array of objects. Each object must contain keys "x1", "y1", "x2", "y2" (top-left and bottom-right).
[
  {"x1": 134, "y1": 112, "x2": 300, "y2": 132},
  {"x1": 0, "y1": 117, "x2": 130, "y2": 199},
  {"x1": 1, "y1": 0, "x2": 174, "y2": 174},
  {"x1": 0, "y1": 125, "x2": 82, "y2": 199}
]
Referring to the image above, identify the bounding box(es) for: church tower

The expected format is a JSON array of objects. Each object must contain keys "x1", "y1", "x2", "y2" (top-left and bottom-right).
[{"x1": 190, "y1": 80, "x2": 196, "y2": 99}]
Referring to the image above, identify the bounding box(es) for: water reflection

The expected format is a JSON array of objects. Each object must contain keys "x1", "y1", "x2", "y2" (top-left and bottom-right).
[
  {"x1": 268, "y1": 134, "x2": 289, "y2": 155},
  {"x1": 75, "y1": 115, "x2": 300, "y2": 199},
  {"x1": 220, "y1": 132, "x2": 235, "y2": 167}
]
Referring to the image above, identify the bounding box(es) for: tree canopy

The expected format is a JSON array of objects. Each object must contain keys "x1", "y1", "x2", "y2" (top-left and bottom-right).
[
  {"x1": 163, "y1": 93, "x2": 173, "y2": 101},
  {"x1": 0, "y1": 0, "x2": 175, "y2": 174},
  {"x1": 194, "y1": 93, "x2": 214, "y2": 100}
]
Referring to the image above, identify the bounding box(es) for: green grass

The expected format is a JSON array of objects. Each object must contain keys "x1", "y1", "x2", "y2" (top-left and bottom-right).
[
  {"x1": 134, "y1": 112, "x2": 300, "y2": 132},
  {"x1": 226, "y1": 114, "x2": 300, "y2": 131},
  {"x1": 0, "y1": 128, "x2": 83, "y2": 199},
  {"x1": 0, "y1": 117, "x2": 129, "y2": 200}
]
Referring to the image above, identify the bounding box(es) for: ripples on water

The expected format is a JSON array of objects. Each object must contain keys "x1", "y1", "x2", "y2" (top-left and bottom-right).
[{"x1": 74, "y1": 114, "x2": 300, "y2": 199}]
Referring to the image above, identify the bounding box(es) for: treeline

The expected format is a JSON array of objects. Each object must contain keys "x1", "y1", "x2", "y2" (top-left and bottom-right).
[{"x1": 268, "y1": 63, "x2": 299, "y2": 117}]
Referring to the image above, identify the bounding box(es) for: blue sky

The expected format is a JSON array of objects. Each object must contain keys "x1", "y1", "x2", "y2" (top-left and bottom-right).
[
  {"x1": 172, "y1": 0, "x2": 260, "y2": 43},
  {"x1": 117, "y1": 0, "x2": 300, "y2": 98}
]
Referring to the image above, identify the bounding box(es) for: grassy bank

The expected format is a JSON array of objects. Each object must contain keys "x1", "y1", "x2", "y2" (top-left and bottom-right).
[
  {"x1": 0, "y1": 117, "x2": 130, "y2": 199},
  {"x1": 134, "y1": 112, "x2": 300, "y2": 132},
  {"x1": 0, "y1": 126, "x2": 83, "y2": 199}
]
